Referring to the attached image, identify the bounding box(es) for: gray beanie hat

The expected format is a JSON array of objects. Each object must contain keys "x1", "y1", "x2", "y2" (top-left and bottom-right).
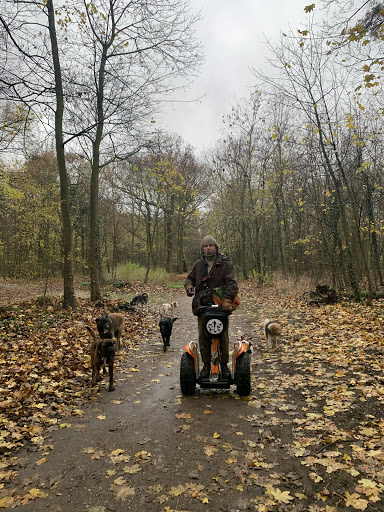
[{"x1": 201, "y1": 235, "x2": 219, "y2": 251}]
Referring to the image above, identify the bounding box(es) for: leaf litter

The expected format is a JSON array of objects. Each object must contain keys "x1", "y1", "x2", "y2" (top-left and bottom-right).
[{"x1": 0, "y1": 282, "x2": 383, "y2": 510}]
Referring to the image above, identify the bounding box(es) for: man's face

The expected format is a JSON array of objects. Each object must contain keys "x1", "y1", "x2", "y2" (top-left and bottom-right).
[{"x1": 203, "y1": 243, "x2": 216, "y2": 258}]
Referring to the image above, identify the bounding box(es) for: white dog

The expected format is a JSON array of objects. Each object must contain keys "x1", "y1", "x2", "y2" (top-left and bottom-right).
[
  {"x1": 264, "y1": 319, "x2": 282, "y2": 349},
  {"x1": 159, "y1": 301, "x2": 178, "y2": 318}
]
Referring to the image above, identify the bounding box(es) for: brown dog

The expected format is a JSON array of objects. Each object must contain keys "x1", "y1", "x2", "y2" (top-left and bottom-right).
[
  {"x1": 86, "y1": 326, "x2": 116, "y2": 392},
  {"x1": 96, "y1": 313, "x2": 125, "y2": 350}
]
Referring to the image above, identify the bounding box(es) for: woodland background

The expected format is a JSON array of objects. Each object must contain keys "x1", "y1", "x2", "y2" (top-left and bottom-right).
[{"x1": 0, "y1": 1, "x2": 384, "y2": 305}]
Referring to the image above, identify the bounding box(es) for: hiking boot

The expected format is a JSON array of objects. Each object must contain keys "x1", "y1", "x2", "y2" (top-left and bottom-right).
[
  {"x1": 199, "y1": 363, "x2": 210, "y2": 379},
  {"x1": 221, "y1": 364, "x2": 231, "y2": 380}
]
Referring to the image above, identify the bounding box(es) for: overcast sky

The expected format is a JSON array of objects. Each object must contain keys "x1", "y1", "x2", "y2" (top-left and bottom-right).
[{"x1": 159, "y1": 0, "x2": 311, "y2": 153}]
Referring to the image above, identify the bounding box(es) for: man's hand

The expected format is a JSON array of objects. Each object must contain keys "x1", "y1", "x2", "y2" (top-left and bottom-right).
[
  {"x1": 186, "y1": 285, "x2": 194, "y2": 297},
  {"x1": 222, "y1": 299, "x2": 233, "y2": 312}
]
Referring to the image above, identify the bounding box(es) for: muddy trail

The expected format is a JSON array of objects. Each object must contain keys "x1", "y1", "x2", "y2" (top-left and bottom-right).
[{"x1": 1, "y1": 283, "x2": 383, "y2": 511}]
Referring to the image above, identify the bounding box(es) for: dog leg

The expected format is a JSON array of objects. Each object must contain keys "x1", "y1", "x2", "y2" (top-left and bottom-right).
[
  {"x1": 92, "y1": 366, "x2": 103, "y2": 385},
  {"x1": 107, "y1": 362, "x2": 115, "y2": 392}
]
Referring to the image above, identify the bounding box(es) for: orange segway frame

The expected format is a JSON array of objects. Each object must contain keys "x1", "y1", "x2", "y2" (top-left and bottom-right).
[
  {"x1": 232, "y1": 339, "x2": 251, "y2": 375},
  {"x1": 184, "y1": 341, "x2": 200, "y2": 375}
]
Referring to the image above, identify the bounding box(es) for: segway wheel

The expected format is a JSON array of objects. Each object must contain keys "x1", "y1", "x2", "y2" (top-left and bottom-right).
[
  {"x1": 235, "y1": 352, "x2": 251, "y2": 396},
  {"x1": 180, "y1": 352, "x2": 196, "y2": 395}
]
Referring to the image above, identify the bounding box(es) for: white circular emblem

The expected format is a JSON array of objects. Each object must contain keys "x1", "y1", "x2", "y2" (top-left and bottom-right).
[{"x1": 206, "y1": 318, "x2": 224, "y2": 335}]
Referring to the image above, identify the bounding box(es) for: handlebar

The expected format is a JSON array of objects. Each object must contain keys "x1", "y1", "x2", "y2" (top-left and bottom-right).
[{"x1": 197, "y1": 304, "x2": 222, "y2": 313}]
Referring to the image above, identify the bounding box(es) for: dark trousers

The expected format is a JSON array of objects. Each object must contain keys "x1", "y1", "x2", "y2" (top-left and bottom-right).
[{"x1": 197, "y1": 316, "x2": 229, "y2": 365}]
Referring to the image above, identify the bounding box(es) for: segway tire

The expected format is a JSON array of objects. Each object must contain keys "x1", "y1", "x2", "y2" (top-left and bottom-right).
[
  {"x1": 235, "y1": 352, "x2": 251, "y2": 396},
  {"x1": 180, "y1": 352, "x2": 196, "y2": 395}
]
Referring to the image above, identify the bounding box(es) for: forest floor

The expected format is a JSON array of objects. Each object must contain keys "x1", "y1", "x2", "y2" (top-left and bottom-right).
[{"x1": 0, "y1": 277, "x2": 383, "y2": 511}]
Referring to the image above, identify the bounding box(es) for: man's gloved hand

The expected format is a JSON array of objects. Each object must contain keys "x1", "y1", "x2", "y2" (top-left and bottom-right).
[
  {"x1": 222, "y1": 299, "x2": 233, "y2": 312},
  {"x1": 186, "y1": 285, "x2": 194, "y2": 297}
]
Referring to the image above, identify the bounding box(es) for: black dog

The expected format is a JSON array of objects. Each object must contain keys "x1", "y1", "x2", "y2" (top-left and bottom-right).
[
  {"x1": 159, "y1": 316, "x2": 178, "y2": 352},
  {"x1": 130, "y1": 292, "x2": 148, "y2": 306}
]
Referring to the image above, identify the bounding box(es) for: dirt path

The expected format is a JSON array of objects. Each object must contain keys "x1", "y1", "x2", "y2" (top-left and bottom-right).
[
  {"x1": 2, "y1": 286, "x2": 383, "y2": 511},
  {"x1": 6, "y1": 293, "x2": 266, "y2": 512}
]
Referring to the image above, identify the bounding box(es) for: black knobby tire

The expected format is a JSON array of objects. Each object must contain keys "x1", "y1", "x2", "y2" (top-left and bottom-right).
[
  {"x1": 180, "y1": 352, "x2": 196, "y2": 395},
  {"x1": 235, "y1": 352, "x2": 251, "y2": 396}
]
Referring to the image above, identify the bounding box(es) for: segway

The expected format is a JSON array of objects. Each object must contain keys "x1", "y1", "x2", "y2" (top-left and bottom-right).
[{"x1": 180, "y1": 305, "x2": 252, "y2": 396}]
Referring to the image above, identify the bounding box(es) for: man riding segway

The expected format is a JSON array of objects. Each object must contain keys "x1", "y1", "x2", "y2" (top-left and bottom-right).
[{"x1": 184, "y1": 235, "x2": 239, "y2": 381}]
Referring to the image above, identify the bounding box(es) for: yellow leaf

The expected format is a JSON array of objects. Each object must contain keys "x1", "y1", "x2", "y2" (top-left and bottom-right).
[
  {"x1": 113, "y1": 477, "x2": 126, "y2": 486},
  {"x1": 29, "y1": 488, "x2": 48, "y2": 498},
  {"x1": 71, "y1": 409, "x2": 84, "y2": 416},
  {"x1": 344, "y1": 492, "x2": 368, "y2": 510},
  {"x1": 202, "y1": 497, "x2": 209, "y2": 503},
  {"x1": 115, "y1": 486, "x2": 135, "y2": 499},
  {"x1": 97, "y1": 415, "x2": 106, "y2": 420},
  {"x1": 360, "y1": 427, "x2": 377, "y2": 436},
  {"x1": 135, "y1": 450, "x2": 151, "y2": 459},
  {"x1": 204, "y1": 445, "x2": 218, "y2": 457},
  {"x1": 176, "y1": 413, "x2": 191, "y2": 419},
  {"x1": 204, "y1": 410, "x2": 212, "y2": 415},
  {"x1": 168, "y1": 484, "x2": 185, "y2": 496},
  {"x1": 266, "y1": 485, "x2": 294, "y2": 504},
  {"x1": 213, "y1": 432, "x2": 220, "y2": 439},
  {"x1": 111, "y1": 449, "x2": 124, "y2": 456},
  {"x1": 83, "y1": 447, "x2": 96, "y2": 454},
  {"x1": 0, "y1": 497, "x2": 13, "y2": 508},
  {"x1": 309, "y1": 472, "x2": 323, "y2": 483},
  {"x1": 35, "y1": 457, "x2": 47, "y2": 465}
]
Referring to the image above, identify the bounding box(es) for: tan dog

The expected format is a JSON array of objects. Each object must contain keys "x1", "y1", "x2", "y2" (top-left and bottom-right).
[
  {"x1": 264, "y1": 319, "x2": 282, "y2": 349},
  {"x1": 159, "y1": 301, "x2": 178, "y2": 318},
  {"x1": 96, "y1": 313, "x2": 125, "y2": 350},
  {"x1": 86, "y1": 326, "x2": 116, "y2": 392}
]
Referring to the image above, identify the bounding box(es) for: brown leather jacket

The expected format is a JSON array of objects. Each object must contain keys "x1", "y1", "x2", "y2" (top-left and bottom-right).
[{"x1": 184, "y1": 253, "x2": 238, "y2": 301}]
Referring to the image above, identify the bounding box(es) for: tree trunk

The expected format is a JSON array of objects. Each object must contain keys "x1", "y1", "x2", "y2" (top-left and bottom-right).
[
  {"x1": 365, "y1": 176, "x2": 383, "y2": 288},
  {"x1": 89, "y1": 41, "x2": 111, "y2": 301},
  {"x1": 47, "y1": 0, "x2": 76, "y2": 309}
]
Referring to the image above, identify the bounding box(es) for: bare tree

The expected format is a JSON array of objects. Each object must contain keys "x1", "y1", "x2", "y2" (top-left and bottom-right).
[
  {"x1": 61, "y1": 0, "x2": 202, "y2": 300},
  {"x1": 0, "y1": 0, "x2": 77, "y2": 308},
  {"x1": 0, "y1": 0, "x2": 202, "y2": 301}
]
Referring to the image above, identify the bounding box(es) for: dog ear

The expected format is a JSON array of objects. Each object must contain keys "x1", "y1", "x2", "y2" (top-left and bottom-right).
[{"x1": 96, "y1": 318, "x2": 101, "y2": 326}]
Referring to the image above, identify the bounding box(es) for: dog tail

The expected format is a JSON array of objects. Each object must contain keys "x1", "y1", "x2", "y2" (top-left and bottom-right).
[
  {"x1": 264, "y1": 319, "x2": 282, "y2": 336},
  {"x1": 85, "y1": 325, "x2": 97, "y2": 342},
  {"x1": 172, "y1": 317, "x2": 178, "y2": 324}
]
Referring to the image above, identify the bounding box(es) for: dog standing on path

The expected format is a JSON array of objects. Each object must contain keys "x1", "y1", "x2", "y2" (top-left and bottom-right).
[
  {"x1": 264, "y1": 319, "x2": 282, "y2": 349},
  {"x1": 159, "y1": 301, "x2": 178, "y2": 318},
  {"x1": 159, "y1": 316, "x2": 178, "y2": 352},
  {"x1": 86, "y1": 326, "x2": 116, "y2": 392},
  {"x1": 96, "y1": 313, "x2": 125, "y2": 350}
]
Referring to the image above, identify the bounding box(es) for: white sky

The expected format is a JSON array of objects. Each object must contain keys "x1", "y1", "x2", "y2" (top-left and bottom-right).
[{"x1": 159, "y1": 0, "x2": 312, "y2": 153}]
